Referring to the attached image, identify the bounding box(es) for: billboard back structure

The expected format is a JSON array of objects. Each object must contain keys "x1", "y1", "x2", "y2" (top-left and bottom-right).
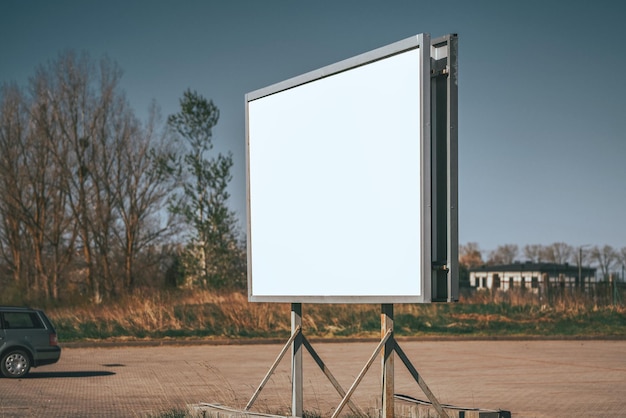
[{"x1": 246, "y1": 33, "x2": 458, "y2": 303}]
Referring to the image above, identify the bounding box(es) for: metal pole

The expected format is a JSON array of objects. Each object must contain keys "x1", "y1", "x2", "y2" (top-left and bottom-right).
[
  {"x1": 381, "y1": 304, "x2": 394, "y2": 418},
  {"x1": 292, "y1": 303, "x2": 303, "y2": 417},
  {"x1": 578, "y1": 246, "x2": 582, "y2": 289}
]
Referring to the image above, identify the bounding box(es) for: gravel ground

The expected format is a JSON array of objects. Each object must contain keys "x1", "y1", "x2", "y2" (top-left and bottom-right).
[{"x1": 1, "y1": 339, "x2": 625, "y2": 417}]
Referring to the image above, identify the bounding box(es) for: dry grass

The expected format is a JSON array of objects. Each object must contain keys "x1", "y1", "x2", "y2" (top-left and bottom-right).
[
  {"x1": 49, "y1": 289, "x2": 292, "y2": 341},
  {"x1": 46, "y1": 287, "x2": 626, "y2": 342}
]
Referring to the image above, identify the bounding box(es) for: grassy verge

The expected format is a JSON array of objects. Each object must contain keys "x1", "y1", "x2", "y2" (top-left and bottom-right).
[{"x1": 43, "y1": 289, "x2": 626, "y2": 343}]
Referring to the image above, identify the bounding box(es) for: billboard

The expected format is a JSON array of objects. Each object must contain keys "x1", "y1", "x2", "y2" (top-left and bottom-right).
[{"x1": 246, "y1": 33, "x2": 457, "y2": 303}]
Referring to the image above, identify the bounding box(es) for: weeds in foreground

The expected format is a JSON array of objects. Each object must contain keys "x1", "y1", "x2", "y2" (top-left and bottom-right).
[
  {"x1": 149, "y1": 408, "x2": 362, "y2": 418},
  {"x1": 149, "y1": 408, "x2": 188, "y2": 418}
]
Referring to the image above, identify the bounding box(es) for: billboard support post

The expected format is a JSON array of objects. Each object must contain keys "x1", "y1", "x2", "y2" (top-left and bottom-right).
[
  {"x1": 245, "y1": 303, "x2": 449, "y2": 418},
  {"x1": 245, "y1": 304, "x2": 362, "y2": 416},
  {"x1": 381, "y1": 304, "x2": 394, "y2": 418},
  {"x1": 291, "y1": 303, "x2": 303, "y2": 417}
]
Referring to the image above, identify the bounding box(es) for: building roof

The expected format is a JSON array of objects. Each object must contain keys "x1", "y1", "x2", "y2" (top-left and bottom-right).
[{"x1": 470, "y1": 262, "x2": 596, "y2": 275}]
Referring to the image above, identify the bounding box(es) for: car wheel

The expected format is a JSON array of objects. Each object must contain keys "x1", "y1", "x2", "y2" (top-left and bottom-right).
[{"x1": 1, "y1": 350, "x2": 31, "y2": 378}]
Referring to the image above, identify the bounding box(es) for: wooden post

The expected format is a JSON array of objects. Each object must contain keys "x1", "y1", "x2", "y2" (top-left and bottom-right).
[
  {"x1": 245, "y1": 325, "x2": 301, "y2": 411},
  {"x1": 381, "y1": 304, "x2": 394, "y2": 418},
  {"x1": 291, "y1": 303, "x2": 303, "y2": 417}
]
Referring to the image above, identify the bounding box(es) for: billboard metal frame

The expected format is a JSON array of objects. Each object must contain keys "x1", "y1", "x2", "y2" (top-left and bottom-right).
[
  {"x1": 431, "y1": 34, "x2": 459, "y2": 302},
  {"x1": 245, "y1": 33, "x2": 457, "y2": 304}
]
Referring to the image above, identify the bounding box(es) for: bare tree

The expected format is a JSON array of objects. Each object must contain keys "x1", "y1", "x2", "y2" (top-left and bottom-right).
[
  {"x1": 1, "y1": 51, "x2": 182, "y2": 302},
  {"x1": 572, "y1": 246, "x2": 591, "y2": 269},
  {"x1": 0, "y1": 83, "x2": 28, "y2": 286},
  {"x1": 86, "y1": 58, "x2": 132, "y2": 296},
  {"x1": 28, "y1": 67, "x2": 83, "y2": 300},
  {"x1": 32, "y1": 51, "x2": 173, "y2": 300},
  {"x1": 488, "y1": 244, "x2": 519, "y2": 265},
  {"x1": 590, "y1": 245, "x2": 617, "y2": 280},
  {"x1": 1, "y1": 79, "x2": 78, "y2": 301},
  {"x1": 459, "y1": 242, "x2": 483, "y2": 268},
  {"x1": 523, "y1": 244, "x2": 543, "y2": 263},
  {"x1": 112, "y1": 103, "x2": 177, "y2": 289},
  {"x1": 618, "y1": 247, "x2": 626, "y2": 281},
  {"x1": 20, "y1": 89, "x2": 56, "y2": 299},
  {"x1": 541, "y1": 242, "x2": 573, "y2": 264},
  {"x1": 35, "y1": 51, "x2": 105, "y2": 301}
]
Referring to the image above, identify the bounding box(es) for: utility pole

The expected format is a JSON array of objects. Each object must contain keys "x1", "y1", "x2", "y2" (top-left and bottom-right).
[
  {"x1": 578, "y1": 247, "x2": 582, "y2": 289},
  {"x1": 578, "y1": 245, "x2": 590, "y2": 291}
]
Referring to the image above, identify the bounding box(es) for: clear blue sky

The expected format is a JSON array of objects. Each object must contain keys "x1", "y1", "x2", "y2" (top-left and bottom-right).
[{"x1": 1, "y1": 0, "x2": 625, "y2": 254}]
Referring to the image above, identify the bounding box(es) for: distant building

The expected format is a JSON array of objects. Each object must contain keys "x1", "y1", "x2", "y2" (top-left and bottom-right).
[{"x1": 469, "y1": 262, "x2": 597, "y2": 293}]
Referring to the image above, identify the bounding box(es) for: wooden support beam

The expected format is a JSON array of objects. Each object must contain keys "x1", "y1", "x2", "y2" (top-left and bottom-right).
[
  {"x1": 245, "y1": 325, "x2": 301, "y2": 411},
  {"x1": 302, "y1": 335, "x2": 364, "y2": 417},
  {"x1": 331, "y1": 329, "x2": 392, "y2": 418}
]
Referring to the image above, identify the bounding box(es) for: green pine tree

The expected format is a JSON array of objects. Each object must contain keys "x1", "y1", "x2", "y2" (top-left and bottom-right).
[{"x1": 167, "y1": 89, "x2": 245, "y2": 289}]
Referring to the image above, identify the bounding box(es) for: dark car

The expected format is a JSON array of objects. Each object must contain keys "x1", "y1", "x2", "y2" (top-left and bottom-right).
[{"x1": 0, "y1": 306, "x2": 61, "y2": 378}]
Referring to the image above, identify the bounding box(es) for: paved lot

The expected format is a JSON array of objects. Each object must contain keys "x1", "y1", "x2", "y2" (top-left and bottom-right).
[{"x1": 1, "y1": 339, "x2": 625, "y2": 417}]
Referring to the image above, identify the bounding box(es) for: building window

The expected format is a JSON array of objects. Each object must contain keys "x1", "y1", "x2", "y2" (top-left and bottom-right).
[
  {"x1": 509, "y1": 277, "x2": 514, "y2": 289},
  {"x1": 481, "y1": 277, "x2": 487, "y2": 288},
  {"x1": 531, "y1": 277, "x2": 539, "y2": 289},
  {"x1": 521, "y1": 277, "x2": 526, "y2": 288},
  {"x1": 474, "y1": 276, "x2": 481, "y2": 288},
  {"x1": 493, "y1": 274, "x2": 501, "y2": 289}
]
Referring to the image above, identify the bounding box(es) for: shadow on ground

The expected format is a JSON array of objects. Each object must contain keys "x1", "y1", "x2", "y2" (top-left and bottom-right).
[{"x1": 25, "y1": 371, "x2": 116, "y2": 378}]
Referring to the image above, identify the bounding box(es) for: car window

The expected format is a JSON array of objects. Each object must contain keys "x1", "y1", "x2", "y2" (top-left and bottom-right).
[{"x1": 2, "y1": 312, "x2": 44, "y2": 329}]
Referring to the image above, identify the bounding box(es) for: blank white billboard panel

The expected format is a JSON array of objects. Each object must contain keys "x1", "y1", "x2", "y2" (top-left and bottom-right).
[{"x1": 246, "y1": 35, "x2": 430, "y2": 303}]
